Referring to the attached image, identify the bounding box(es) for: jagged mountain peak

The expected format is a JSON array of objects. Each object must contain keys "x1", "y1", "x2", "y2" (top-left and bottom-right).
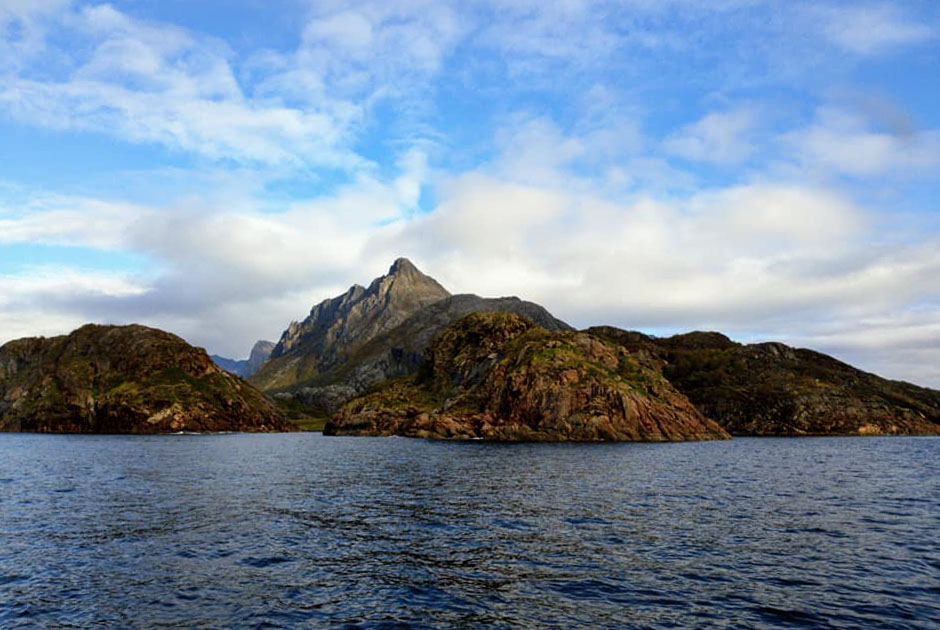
[
  {"x1": 210, "y1": 339, "x2": 276, "y2": 378},
  {"x1": 389, "y1": 256, "x2": 418, "y2": 275},
  {"x1": 253, "y1": 260, "x2": 452, "y2": 390}
]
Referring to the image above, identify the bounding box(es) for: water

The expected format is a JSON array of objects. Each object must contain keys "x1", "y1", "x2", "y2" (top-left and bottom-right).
[{"x1": 0, "y1": 434, "x2": 938, "y2": 629}]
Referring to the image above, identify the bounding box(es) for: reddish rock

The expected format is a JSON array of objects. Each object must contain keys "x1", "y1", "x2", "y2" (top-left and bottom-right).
[{"x1": 325, "y1": 313, "x2": 728, "y2": 442}]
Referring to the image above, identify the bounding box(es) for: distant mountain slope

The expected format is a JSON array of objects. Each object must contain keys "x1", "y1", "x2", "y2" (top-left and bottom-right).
[
  {"x1": 211, "y1": 340, "x2": 275, "y2": 377},
  {"x1": 251, "y1": 258, "x2": 450, "y2": 391},
  {"x1": 588, "y1": 326, "x2": 940, "y2": 436},
  {"x1": 325, "y1": 312, "x2": 728, "y2": 441},
  {"x1": 0, "y1": 325, "x2": 291, "y2": 433}
]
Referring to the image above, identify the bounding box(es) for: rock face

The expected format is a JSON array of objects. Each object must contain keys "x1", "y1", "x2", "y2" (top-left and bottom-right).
[
  {"x1": 251, "y1": 259, "x2": 573, "y2": 415},
  {"x1": 211, "y1": 340, "x2": 275, "y2": 378},
  {"x1": 0, "y1": 325, "x2": 292, "y2": 433},
  {"x1": 588, "y1": 326, "x2": 940, "y2": 436},
  {"x1": 291, "y1": 294, "x2": 574, "y2": 413},
  {"x1": 251, "y1": 258, "x2": 451, "y2": 392},
  {"x1": 325, "y1": 313, "x2": 729, "y2": 442}
]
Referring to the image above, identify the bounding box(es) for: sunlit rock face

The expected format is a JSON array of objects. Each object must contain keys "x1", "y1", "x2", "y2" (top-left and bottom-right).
[{"x1": 325, "y1": 312, "x2": 729, "y2": 442}]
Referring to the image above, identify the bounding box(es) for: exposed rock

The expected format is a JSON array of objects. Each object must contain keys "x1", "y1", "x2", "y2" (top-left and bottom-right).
[
  {"x1": 294, "y1": 384, "x2": 359, "y2": 413},
  {"x1": 0, "y1": 325, "x2": 292, "y2": 433},
  {"x1": 250, "y1": 260, "x2": 573, "y2": 416},
  {"x1": 325, "y1": 313, "x2": 729, "y2": 442},
  {"x1": 588, "y1": 326, "x2": 940, "y2": 436},
  {"x1": 300, "y1": 293, "x2": 575, "y2": 413},
  {"x1": 251, "y1": 258, "x2": 450, "y2": 391},
  {"x1": 211, "y1": 340, "x2": 275, "y2": 377}
]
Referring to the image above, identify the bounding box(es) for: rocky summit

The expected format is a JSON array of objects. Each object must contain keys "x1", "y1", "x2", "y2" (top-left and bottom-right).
[
  {"x1": 588, "y1": 327, "x2": 940, "y2": 436},
  {"x1": 211, "y1": 340, "x2": 275, "y2": 378},
  {"x1": 0, "y1": 325, "x2": 291, "y2": 433},
  {"x1": 324, "y1": 312, "x2": 729, "y2": 442},
  {"x1": 251, "y1": 258, "x2": 451, "y2": 392}
]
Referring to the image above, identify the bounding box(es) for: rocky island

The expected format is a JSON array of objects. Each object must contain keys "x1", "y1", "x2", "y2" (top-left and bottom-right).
[
  {"x1": 5, "y1": 258, "x2": 940, "y2": 439},
  {"x1": 0, "y1": 324, "x2": 291, "y2": 433},
  {"x1": 254, "y1": 258, "x2": 940, "y2": 439},
  {"x1": 589, "y1": 327, "x2": 940, "y2": 436},
  {"x1": 324, "y1": 312, "x2": 729, "y2": 441},
  {"x1": 250, "y1": 257, "x2": 572, "y2": 415}
]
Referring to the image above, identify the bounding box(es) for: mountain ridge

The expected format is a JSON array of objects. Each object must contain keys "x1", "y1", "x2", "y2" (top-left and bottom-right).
[
  {"x1": 587, "y1": 326, "x2": 940, "y2": 436},
  {"x1": 211, "y1": 340, "x2": 275, "y2": 378}
]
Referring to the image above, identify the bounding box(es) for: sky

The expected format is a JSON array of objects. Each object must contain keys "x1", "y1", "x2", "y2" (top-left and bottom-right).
[{"x1": 1, "y1": 1, "x2": 939, "y2": 386}]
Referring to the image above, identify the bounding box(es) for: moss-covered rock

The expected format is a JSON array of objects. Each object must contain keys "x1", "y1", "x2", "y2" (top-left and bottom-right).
[
  {"x1": 588, "y1": 326, "x2": 940, "y2": 436},
  {"x1": 0, "y1": 324, "x2": 293, "y2": 433},
  {"x1": 325, "y1": 313, "x2": 729, "y2": 442}
]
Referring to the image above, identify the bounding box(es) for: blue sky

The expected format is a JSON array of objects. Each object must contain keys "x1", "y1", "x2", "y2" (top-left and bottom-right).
[{"x1": 1, "y1": 0, "x2": 940, "y2": 385}]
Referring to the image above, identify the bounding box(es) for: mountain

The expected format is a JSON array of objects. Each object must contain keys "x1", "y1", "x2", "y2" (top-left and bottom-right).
[
  {"x1": 0, "y1": 324, "x2": 292, "y2": 433},
  {"x1": 250, "y1": 259, "x2": 573, "y2": 414},
  {"x1": 588, "y1": 327, "x2": 940, "y2": 436},
  {"x1": 251, "y1": 258, "x2": 451, "y2": 391},
  {"x1": 286, "y1": 294, "x2": 574, "y2": 413},
  {"x1": 211, "y1": 340, "x2": 275, "y2": 378},
  {"x1": 325, "y1": 312, "x2": 729, "y2": 441}
]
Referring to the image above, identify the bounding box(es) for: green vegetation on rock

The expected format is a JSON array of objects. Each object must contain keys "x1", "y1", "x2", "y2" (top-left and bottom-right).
[
  {"x1": 325, "y1": 312, "x2": 729, "y2": 442},
  {"x1": 588, "y1": 327, "x2": 940, "y2": 436},
  {"x1": 0, "y1": 324, "x2": 292, "y2": 433}
]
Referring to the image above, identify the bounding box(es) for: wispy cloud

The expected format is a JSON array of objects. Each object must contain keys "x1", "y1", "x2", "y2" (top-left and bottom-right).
[
  {"x1": 784, "y1": 106, "x2": 940, "y2": 177},
  {"x1": 664, "y1": 107, "x2": 761, "y2": 164},
  {"x1": 816, "y1": 4, "x2": 935, "y2": 55},
  {"x1": 1, "y1": 3, "x2": 368, "y2": 169}
]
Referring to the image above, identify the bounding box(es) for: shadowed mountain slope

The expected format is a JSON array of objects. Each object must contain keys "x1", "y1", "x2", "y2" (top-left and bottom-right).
[{"x1": 250, "y1": 260, "x2": 573, "y2": 414}]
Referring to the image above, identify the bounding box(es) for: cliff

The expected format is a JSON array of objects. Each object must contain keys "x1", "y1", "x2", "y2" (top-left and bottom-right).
[{"x1": 211, "y1": 340, "x2": 275, "y2": 378}]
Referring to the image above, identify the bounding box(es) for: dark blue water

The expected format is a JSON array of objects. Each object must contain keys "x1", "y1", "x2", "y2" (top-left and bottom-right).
[{"x1": 0, "y1": 434, "x2": 938, "y2": 629}]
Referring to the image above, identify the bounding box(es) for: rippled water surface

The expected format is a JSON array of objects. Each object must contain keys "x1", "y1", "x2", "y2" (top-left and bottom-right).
[{"x1": 1, "y1": 434, "x2": 938, "y2": 629}]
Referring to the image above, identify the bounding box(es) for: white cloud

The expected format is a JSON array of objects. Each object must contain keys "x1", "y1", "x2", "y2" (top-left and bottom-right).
[
  {"x1": 785, "y1": 107, "x2": 940, "y2": 176},
  {"x1": 0, "y1": 196, "x2": 146, "y2": 249},
  {"x1": 362, "y1": 171, "x2": 940, "y2": 387},
  {"x1": 817, "y1": 4, "x2": 934, "y2": 55},
  {"x1": 664, "y1": 107, "x2": 760, "y2": 164},
  {"x1": 2, "y1": 166, "x2": 940, "y2": 385},
  {"x1": 0, "y1": 3, "x2": 368, "y2": 169}
]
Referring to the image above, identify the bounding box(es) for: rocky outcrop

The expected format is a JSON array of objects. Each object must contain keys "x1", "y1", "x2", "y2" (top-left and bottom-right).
[
  {"x1": 325, "y1": 313, "x2": 729, "y2": 442},
  {"x1": 290, "y1": 294, "x2": 574, "y2": 414},
  {"x1": 251, "y1": 258, "x2": 451, "y2": 391},
  {"x1": 588, "y1": 326, "x2": 940, "y2": 436},
  {"x1": 0, "y1": 325, "x2": 292, "y2": 433},
  {"x1": 250, "y1": 259, "x2": 573, "y2": 416},
  {"x1": 211, "y1": 340, "x2": 275, "y2": 378}
]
